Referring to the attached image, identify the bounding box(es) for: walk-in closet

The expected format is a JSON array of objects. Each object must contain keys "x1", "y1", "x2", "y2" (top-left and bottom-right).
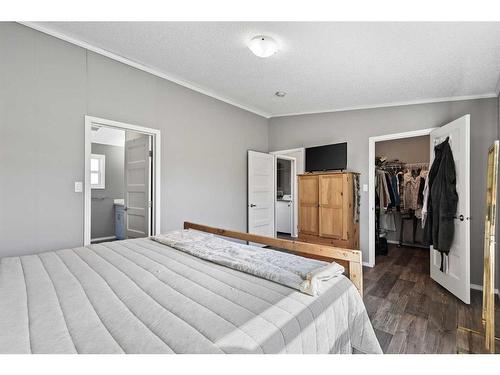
[{"x1": 375, "y1": 135, "x2": 430, "y2": 256}]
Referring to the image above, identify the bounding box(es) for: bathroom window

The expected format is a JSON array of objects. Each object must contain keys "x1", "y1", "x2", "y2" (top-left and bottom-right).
[{"x1": 90, "y1": 154, "x2": 106, "y2": 189}]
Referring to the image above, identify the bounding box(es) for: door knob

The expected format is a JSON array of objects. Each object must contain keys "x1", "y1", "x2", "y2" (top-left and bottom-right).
[{"x1": 249, "y1": 204, "x2": 256, "y2": 207}]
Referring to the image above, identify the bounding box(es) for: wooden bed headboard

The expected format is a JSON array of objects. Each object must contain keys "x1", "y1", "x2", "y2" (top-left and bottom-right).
[{"x1": 183, "y1": 222, "x2": 364, "y2": 296}]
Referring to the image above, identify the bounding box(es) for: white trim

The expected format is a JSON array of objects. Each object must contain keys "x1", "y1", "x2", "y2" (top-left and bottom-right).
[
  {"x1": 270, "y1": 147, "x2": 306, "y2": 154},
  {"x1": 274, "y1": 154, "x2": 297, "y2": 237},
  {"x1": 19, "y1": 22, "x2": 271, "y2": 119},
  {"x1": 91, "y1": 236, "x2": 116, "y2": 243},
  {"x1": 84, "y1": 116, "x2": 161, "y2": 246},
  {"x1": 363, "y1": 261, "x2": 374, "y2": 268},
  {"x1": 471, "y1": 283, "x2": 499, "y2": 296},
  {"x1": 270, "y1": 147, "x2": 305, "y2": 237},
  {"x1": 18, "y1": 23, "x2": 497, "y2": 120},
  {"x1": 270, "y1": 93, "x2": 497, "y2": 118},
  {"x1": 368, "y1": 127, "x2": 437, "y2": 267}
]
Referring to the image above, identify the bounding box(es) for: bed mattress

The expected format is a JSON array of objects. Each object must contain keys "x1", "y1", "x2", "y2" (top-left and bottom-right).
[{"x1": 0, "y1": 238, "x2": 381, "y2": 354}]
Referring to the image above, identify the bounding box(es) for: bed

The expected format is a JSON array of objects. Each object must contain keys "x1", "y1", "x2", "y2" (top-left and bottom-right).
[{"x1": 0, "y1": 222, "x2": 381, "y2": 354}]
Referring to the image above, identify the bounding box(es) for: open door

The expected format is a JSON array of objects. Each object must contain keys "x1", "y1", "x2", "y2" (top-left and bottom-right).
[
  {"x1": 124, "y1": 133, "x2": 151, "y2": 239},
  {"x1": 248, "y1": 151, "x2": 275, "y2": 242},
  {"x1": 429, "y1": 115, "x2": 471, "y2": 304}
]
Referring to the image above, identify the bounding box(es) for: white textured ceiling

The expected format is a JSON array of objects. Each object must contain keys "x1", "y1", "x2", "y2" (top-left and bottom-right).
[{"x1": 28, "y1": 22, "x2": 500, "y2": 117}]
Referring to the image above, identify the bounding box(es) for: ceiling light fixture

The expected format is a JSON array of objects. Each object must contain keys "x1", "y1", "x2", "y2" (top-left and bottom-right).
[
  {"x1": 275, "y1": 91, "x2": 286, "y2": 97},
  {"x1": 248, "y1": 35, "x2": 278, "y2": 58}
]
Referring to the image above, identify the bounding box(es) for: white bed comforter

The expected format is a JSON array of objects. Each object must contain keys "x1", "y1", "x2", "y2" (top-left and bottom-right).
[
  {"x1": 153, "y1": 230, "x2": 345, "y2": 296},
  {"x1": 0, "y1": 237, "x2": 382, "y2": 354}
]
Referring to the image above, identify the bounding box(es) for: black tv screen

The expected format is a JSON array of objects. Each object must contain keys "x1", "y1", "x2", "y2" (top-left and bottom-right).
[{"x1": 305, "y1": 142, "x2": 347, "y2": 172}]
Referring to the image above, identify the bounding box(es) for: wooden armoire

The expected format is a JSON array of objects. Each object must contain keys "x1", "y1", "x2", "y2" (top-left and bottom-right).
[{"x1": 298, "y1": 172, "x2": 360, "y2": 250}]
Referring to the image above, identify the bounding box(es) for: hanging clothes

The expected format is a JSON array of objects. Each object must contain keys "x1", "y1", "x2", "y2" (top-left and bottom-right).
[
  {"x1": 421, "y1": 173, "x2": 430, "y2": 227},
  {"x1": 423, "y1": 137, "x2": 458, "y2": 272},
  {"x1": 391, "y1": 174, "x2": 400, "y2": 207},
  {"x1": 385, "y1": 173, "x2": 396, "y2": 207},
  {"x1": 376, "y1": 170, "x2": 390, "y2": 208},
  {"x1": 415, "y1": 170, "x2": 428, "y2": 218},
  {"x1": 403, "y1": 171, "x2": 421, "y2": 210},
  {"x1": 417, "y1": 175, "x2": 426, "y2": 205},
  {"x1": 397, "y1": 172, "x2": 405, "y2": 210}
]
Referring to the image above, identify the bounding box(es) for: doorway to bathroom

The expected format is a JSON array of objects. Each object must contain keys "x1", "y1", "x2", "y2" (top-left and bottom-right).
[{"x1": 84, "y1": 116, "x2": 161, "y2": 245}]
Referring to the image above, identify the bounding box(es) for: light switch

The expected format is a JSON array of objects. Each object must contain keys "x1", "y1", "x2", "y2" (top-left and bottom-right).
[
  {"x1": 74, "y1": 181, "x2": 83, "y2": 193},
  {"x1": 363, "y1": 184, "x2": 368, "y2": 192}
]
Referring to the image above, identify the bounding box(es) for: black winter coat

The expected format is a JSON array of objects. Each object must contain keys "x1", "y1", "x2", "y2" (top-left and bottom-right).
[{"x1": 424, "y1": 137, "x2": 458, "y2": 267}]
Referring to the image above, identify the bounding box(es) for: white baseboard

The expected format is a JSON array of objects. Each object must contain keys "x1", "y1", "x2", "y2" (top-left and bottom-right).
[
  {"x1": 363, "y1": 261, "x2": 374, "y2": 268},
  {"x1": 91, "y1": 236, "x2": 116, "y2": 243},
  {"x1": 470, "y1": 283, "x2": 499, "y2": 296}
]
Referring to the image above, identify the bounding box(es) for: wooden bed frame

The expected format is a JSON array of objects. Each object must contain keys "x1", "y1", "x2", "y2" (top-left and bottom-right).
[{"x1": 183, "y1": 222, "x2": 364, "y2": 296}]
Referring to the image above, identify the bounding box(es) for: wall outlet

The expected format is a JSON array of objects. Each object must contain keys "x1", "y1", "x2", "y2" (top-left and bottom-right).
[
  {"x1": 363, "y1": 184, "x2": 368, "y2": 192},
  {"x1": 74, "y1": 181, "x2": 83, "y2": 193}
]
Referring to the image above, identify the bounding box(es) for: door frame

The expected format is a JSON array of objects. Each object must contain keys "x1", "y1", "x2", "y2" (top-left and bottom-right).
[
  {"x1": 84, "y1": 115, "x2": 161, "y2": 246},
  {"x1": 271, "y1": 148, "x2": 305, "y2": 237},
  {"x1": 274, "y1": 154, "x2": 297, "y2": 237},
  {"x1": 368, "y1": 127, "x2": 437, "y2": 267}
]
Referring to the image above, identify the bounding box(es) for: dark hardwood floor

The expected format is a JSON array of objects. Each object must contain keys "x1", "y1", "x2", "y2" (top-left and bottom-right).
[{"x1": 363, "y1": 244, "x2": 499, "y2": 354}]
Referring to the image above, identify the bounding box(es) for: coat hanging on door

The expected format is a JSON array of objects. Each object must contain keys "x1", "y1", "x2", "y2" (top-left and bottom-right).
[{"x1": 424, "y1": 137, "x2": 459, "y2": 272}]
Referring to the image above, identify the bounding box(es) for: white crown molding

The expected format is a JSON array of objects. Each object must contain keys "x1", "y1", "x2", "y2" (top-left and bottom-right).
[
  {"x1": 19, "y1": 22, "x2": 272, "y2": 119},
  {"x1": 270, "y1": 93, "x2": 498, "y2": 118}
]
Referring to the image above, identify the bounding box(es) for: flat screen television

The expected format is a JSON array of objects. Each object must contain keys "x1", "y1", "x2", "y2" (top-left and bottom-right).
[{"x1": 305, "y1": 142, "x2": 347, "y2": 172}]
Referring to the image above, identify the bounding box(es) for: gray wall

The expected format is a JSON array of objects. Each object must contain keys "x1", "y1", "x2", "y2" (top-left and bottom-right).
[
  {"x1": 91, "y1": 143, "x2": 125, "y2": 239},
  {"x1": 376, "y1": 135, "x2": 430, "y2": 164},
  {"x1": 0, "y1": 22, "x2": 268, "y2": 258},
  {"x1": 269, "y1": 98, "x2": 498, "y2": 286}
]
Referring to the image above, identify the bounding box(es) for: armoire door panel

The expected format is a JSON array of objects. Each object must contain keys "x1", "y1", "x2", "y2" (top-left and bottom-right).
[
  {"x1": 319, "y1": 207, "x2": 343, "y2": 238},
  {"x1": 299, "y1": 175, "x2": 319, "y2": 235},
  {"x1": 319, "y1": 175, "x2": 343, "y2": 206},
  {"x1": 319, "y1": 175, "x2": 343, "y2": 239},
  {"x1": 299, "y1": 176, "x2": 319, "y2": 204},
  {"x1": 299, "y1": 206, "x2": 319, "y2": 234}
]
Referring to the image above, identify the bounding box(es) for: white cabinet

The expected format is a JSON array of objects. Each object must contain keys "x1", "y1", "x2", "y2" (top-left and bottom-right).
[{"x1": 276, "y1": 200, "x2": 292, "y2": 234}]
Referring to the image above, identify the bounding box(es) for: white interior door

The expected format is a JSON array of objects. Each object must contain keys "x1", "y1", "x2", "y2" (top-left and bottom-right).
[
  {"x1": 429, "y1": 115, "x2": 470, "y2": 304},
  {"x1": 125, "y1": 133, "x2": 151, "y2": 239},
  {"x1": 248, "y1": 151, "x2": 275, "y2": 242}
]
